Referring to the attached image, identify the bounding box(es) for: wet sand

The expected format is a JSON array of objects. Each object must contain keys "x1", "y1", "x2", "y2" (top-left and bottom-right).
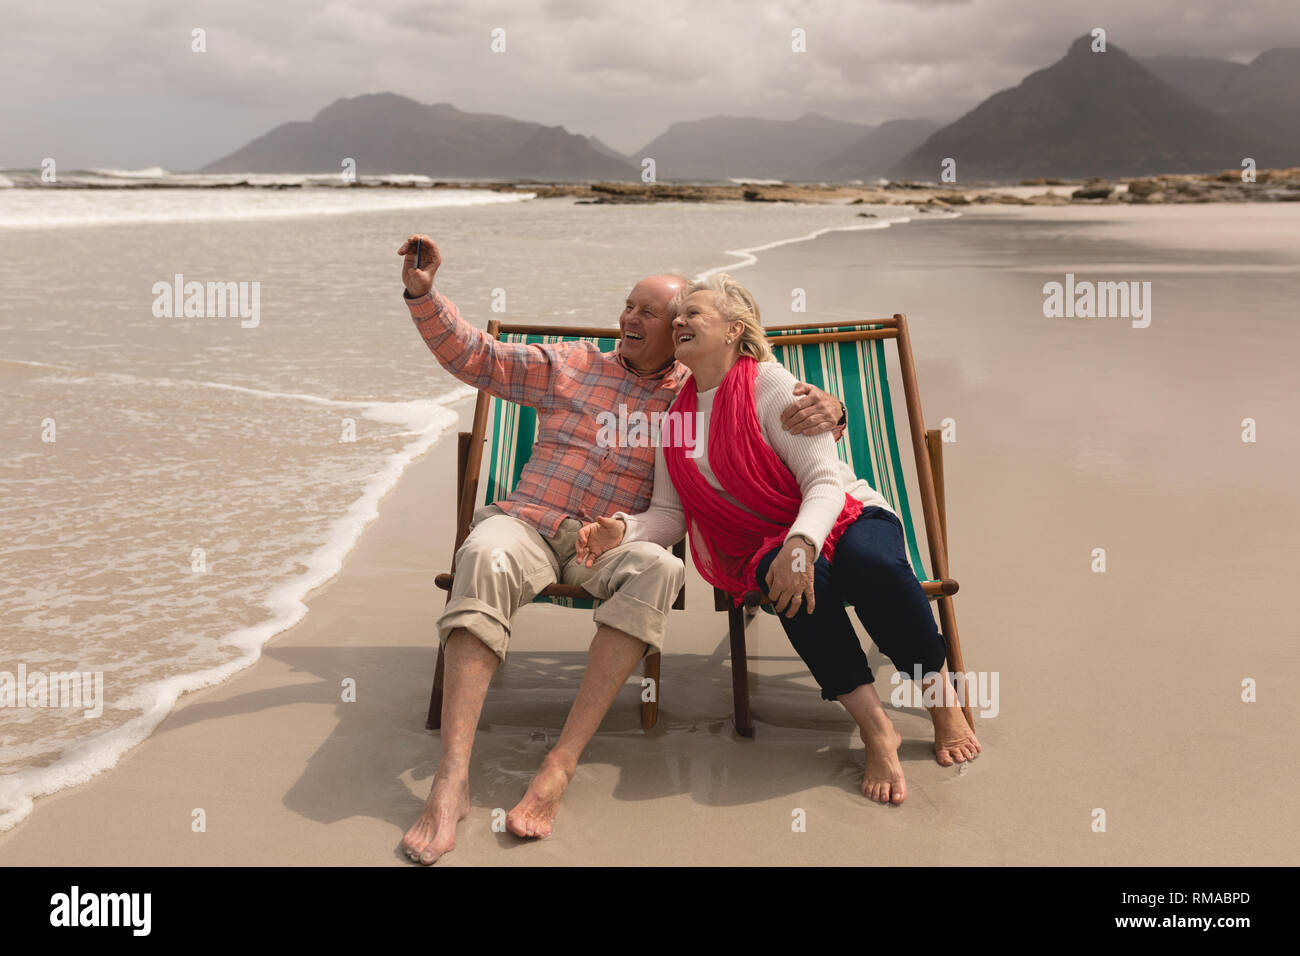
[{"x1": 2, "y1": 203, "x2": 1296, "y2": 865}]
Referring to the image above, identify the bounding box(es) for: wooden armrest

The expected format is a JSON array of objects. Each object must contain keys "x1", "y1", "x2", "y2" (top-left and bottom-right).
[{"x1": 923, "y1": 579, "x2": 959, "y2": 596}]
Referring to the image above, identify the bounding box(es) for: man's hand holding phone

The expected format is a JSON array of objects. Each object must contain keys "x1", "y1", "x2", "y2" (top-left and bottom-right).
[{"x1": 400, "y1": 235, "x2": 440, "y2": 297}]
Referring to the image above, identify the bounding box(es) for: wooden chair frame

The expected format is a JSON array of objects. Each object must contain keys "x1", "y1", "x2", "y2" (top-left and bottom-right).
[
  {"x1": 426, "y1": 320, "x2": 684, "y2": 732},
  {"x1": 717, "y1": 314, "x2": 975, "y2": 737}
]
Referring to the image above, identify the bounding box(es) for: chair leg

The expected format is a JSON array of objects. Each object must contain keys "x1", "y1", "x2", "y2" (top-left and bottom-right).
[
  {"x1": 935, "y1": 596, "x2": 975, "y2": 731},
  {"x1": 728, "y1": 603, "x2": 754, "y2": 738},
  {"x1": 425, "y1": 641, "x2": 446, "y2": 731},
  {"x1": 641, "y1": 650, "x2": 661, "y2": 730}
]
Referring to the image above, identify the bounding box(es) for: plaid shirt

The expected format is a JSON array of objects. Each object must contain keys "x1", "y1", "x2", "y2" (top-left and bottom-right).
[{"x1": 407, "y1": 289, "x2": 688, "y2": 538}]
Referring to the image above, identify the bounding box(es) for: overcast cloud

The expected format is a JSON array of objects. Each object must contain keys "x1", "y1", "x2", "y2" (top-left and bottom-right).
[{"x1": 1, "y1": 0, "x2": 1296, "y2": 169}]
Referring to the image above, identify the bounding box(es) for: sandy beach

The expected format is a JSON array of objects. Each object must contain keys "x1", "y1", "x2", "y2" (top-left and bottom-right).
[{"x1": 2, "y1": 202, "x2": 1297, "y2": 866}]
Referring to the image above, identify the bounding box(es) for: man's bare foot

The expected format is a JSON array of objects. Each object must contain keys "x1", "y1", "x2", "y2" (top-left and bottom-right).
[
  {"x1": 507, "y1": 756, "x2": 574, "y2": 838},
  {"x1": 931, "y1": 705, "x2": 982, "y2": 766},
  {"x1": 859, "y1": 710, "x2": 906, "y2": 805},
  {"x1": 401, "y1": 774, "x2": 470, "y2": 865}
]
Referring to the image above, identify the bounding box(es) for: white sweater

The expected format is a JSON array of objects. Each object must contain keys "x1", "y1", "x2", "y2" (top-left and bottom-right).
[{"x1": 615, "y1": 362, "x2": 894, "y2": 559}]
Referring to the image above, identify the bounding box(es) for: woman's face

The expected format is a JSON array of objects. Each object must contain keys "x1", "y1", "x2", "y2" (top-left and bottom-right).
[{"x1": 672, "y1": 291, "x2": 740, "y2": 365}]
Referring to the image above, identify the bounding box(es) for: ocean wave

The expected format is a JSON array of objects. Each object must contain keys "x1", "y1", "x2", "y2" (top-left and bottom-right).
[
  {"x1": 87, "y1": 166, "x2": 171, "y2": 178},
  {"x1": 695, "y1": 206, "x2": 959, "y2": 278},
  {"x1": 3, "y1": 169, "x2": 473, "y2": 189},
  {"x1": 0, "y1": 187, "x2": 538, "y2": 229},
  {"x1": 0, "y1": 384, "x2": 473, "y2": 833}
]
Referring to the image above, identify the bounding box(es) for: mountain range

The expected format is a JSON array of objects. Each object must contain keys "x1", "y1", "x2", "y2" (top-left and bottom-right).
[
  {"x1": 1141, "y1": 47, "x2": 1300, "y2": 157},
  {"x1": 890, "y1": 35, "x2": 1285, "y2": 181},
  {"x1": 202, "y1": 37, "x2": 1300, "y2": 183},
  {"x1": 202, "y1": 95, "x2": 637, "y2": 180},
  {"x1": 633, "y1": 112, "x2": 873, "y2": 181}
]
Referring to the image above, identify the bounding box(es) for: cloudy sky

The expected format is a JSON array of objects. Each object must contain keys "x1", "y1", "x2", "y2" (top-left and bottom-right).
[{"x1": 2, "y1": 0, "x2": 1297, "y2": 170}]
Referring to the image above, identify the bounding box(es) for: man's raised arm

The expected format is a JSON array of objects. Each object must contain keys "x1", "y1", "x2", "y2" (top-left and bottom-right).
[
  {"x1": 780, "y1": 381, "x2": 848, "y2": 441},
  {"x1": 400, "y1": 234, "x2": 558, "y2": 408}
]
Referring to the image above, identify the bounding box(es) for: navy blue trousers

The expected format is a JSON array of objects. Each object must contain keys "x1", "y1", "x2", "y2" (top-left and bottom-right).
[{"x1": 754, "y1": 507, "x2": 947, "y2": 701}]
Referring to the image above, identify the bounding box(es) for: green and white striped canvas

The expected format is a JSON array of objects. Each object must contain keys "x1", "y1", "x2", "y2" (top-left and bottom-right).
[
  {"x1": 478, "y1": 324, "x2": 935, "y2": 610},
  {"x1": 767, "y1": 324, "x2": 934, "y2": 587},
  {"x1": 483, "y1": 331, "x2": 619, "y2": 609}
]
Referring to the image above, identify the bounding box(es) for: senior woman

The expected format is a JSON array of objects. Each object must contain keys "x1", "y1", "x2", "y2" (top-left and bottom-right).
[{"x1": 575, "y1": 274, "x2": 980, "y2": 805}]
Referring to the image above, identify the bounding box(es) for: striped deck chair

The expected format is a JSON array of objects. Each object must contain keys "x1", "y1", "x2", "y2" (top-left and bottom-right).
[
  {"x1": 427, "y1": 320, "x2": 685, "y2": 732},
  {"x1": 716, "y1": 314, "x2": 973, "y2": 737}
]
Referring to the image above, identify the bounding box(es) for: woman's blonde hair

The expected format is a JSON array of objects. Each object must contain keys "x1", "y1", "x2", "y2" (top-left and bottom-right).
[{"x1": 670, "y1": 273, "x2": 774, "y2": 363}]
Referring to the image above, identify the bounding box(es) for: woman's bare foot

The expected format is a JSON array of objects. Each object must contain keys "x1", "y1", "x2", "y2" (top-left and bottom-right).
[
  {"x1": 860, "y1": 710, "x2": 907, "y2": 805},
  {"x1": 930, "y1": 704, "x2": 982, "y2": 766},
  {"x1": 507, "y1": 755, "x2": 574, "y2": 838},
  {"x1": 401, "y1": 774, "x2": 470, "y2": 865},
  {"x1": 837, "y1": 682, "x2": 907, "y2": 805}
]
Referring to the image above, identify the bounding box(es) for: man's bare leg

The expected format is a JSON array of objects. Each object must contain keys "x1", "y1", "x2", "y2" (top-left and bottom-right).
[
  {"x1": 401, "y1": 629, "x2": 499, "y2": 864},
  {"x1": 506, "y1": 625, "x2": 646, "y2": 839},
  {"x1": 922, "y1": 663, "x2": 982, "y2": 766}
]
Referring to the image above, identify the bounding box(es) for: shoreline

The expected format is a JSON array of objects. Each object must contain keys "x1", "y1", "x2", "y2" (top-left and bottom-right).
[
  {"x1": 0, "y1": 399, "x2": 480, "y2": 863},
  {"x1": 694, "y1": 209, "x2": 960, "y2": 278},
  {"x1": 0, "y1": 385, "x2": 473, "y2": 834},
  {"x1": 6, "y1": 168, "x2": 1299, "y2": 207}
]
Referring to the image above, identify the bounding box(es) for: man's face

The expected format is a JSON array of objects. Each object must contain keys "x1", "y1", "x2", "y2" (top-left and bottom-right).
[{"x1": 618, "y1": 276, "x2": 682, "y2": 372}]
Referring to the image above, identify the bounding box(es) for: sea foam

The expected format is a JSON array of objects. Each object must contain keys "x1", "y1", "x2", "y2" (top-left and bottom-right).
[{"x1": 0, "y1": 383, "x2": 473, "y2": 832}]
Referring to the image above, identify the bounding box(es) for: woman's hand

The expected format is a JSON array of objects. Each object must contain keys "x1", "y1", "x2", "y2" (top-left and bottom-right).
[
  {"x1": 765, "y1": 535, "x2": 817, "y2": 618},
  {"x1": 575, "y1": 516, "x2": 625, "y2": 568}
]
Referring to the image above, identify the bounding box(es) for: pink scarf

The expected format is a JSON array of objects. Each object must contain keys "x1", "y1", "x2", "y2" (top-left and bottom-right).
[{"x1": 664, "y1": 356, "x2": 863, "y2": 606}]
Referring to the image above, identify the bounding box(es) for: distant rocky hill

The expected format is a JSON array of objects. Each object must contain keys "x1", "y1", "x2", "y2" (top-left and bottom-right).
[
  {"x1": 1143, "y1": 48, "x2": 1300, "y2": 158},
  {"x1": 202, "y1": 93, "x2": 636, "y2": 179},
  {"x1": 634, "y1": 113, "x2": 874, "y2": 181},
  {"x1": 892, "y1": 35, "x2": 1277, "y2": 182},
  {"x1": 820, "y1": 119, "x2": 942, "y2": 180}
]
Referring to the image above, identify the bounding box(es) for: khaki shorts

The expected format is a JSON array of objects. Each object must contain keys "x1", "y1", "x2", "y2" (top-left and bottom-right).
[{"x1": 437, "y1": 504, "x2": 684, "y2": 662}]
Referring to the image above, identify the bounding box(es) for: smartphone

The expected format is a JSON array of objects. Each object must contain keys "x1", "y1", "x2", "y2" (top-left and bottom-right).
[{"x1": 413, "y1": 237, "x2": 422, "y2": 269}]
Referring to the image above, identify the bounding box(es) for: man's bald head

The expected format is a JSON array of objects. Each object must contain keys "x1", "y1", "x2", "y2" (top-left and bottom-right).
[
  {"x1": 617, "y1": 273, "x2": 692, "y2": 374},
  {"x1": 636, "y1": 274, "x2": 691, "y2": 311}
]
